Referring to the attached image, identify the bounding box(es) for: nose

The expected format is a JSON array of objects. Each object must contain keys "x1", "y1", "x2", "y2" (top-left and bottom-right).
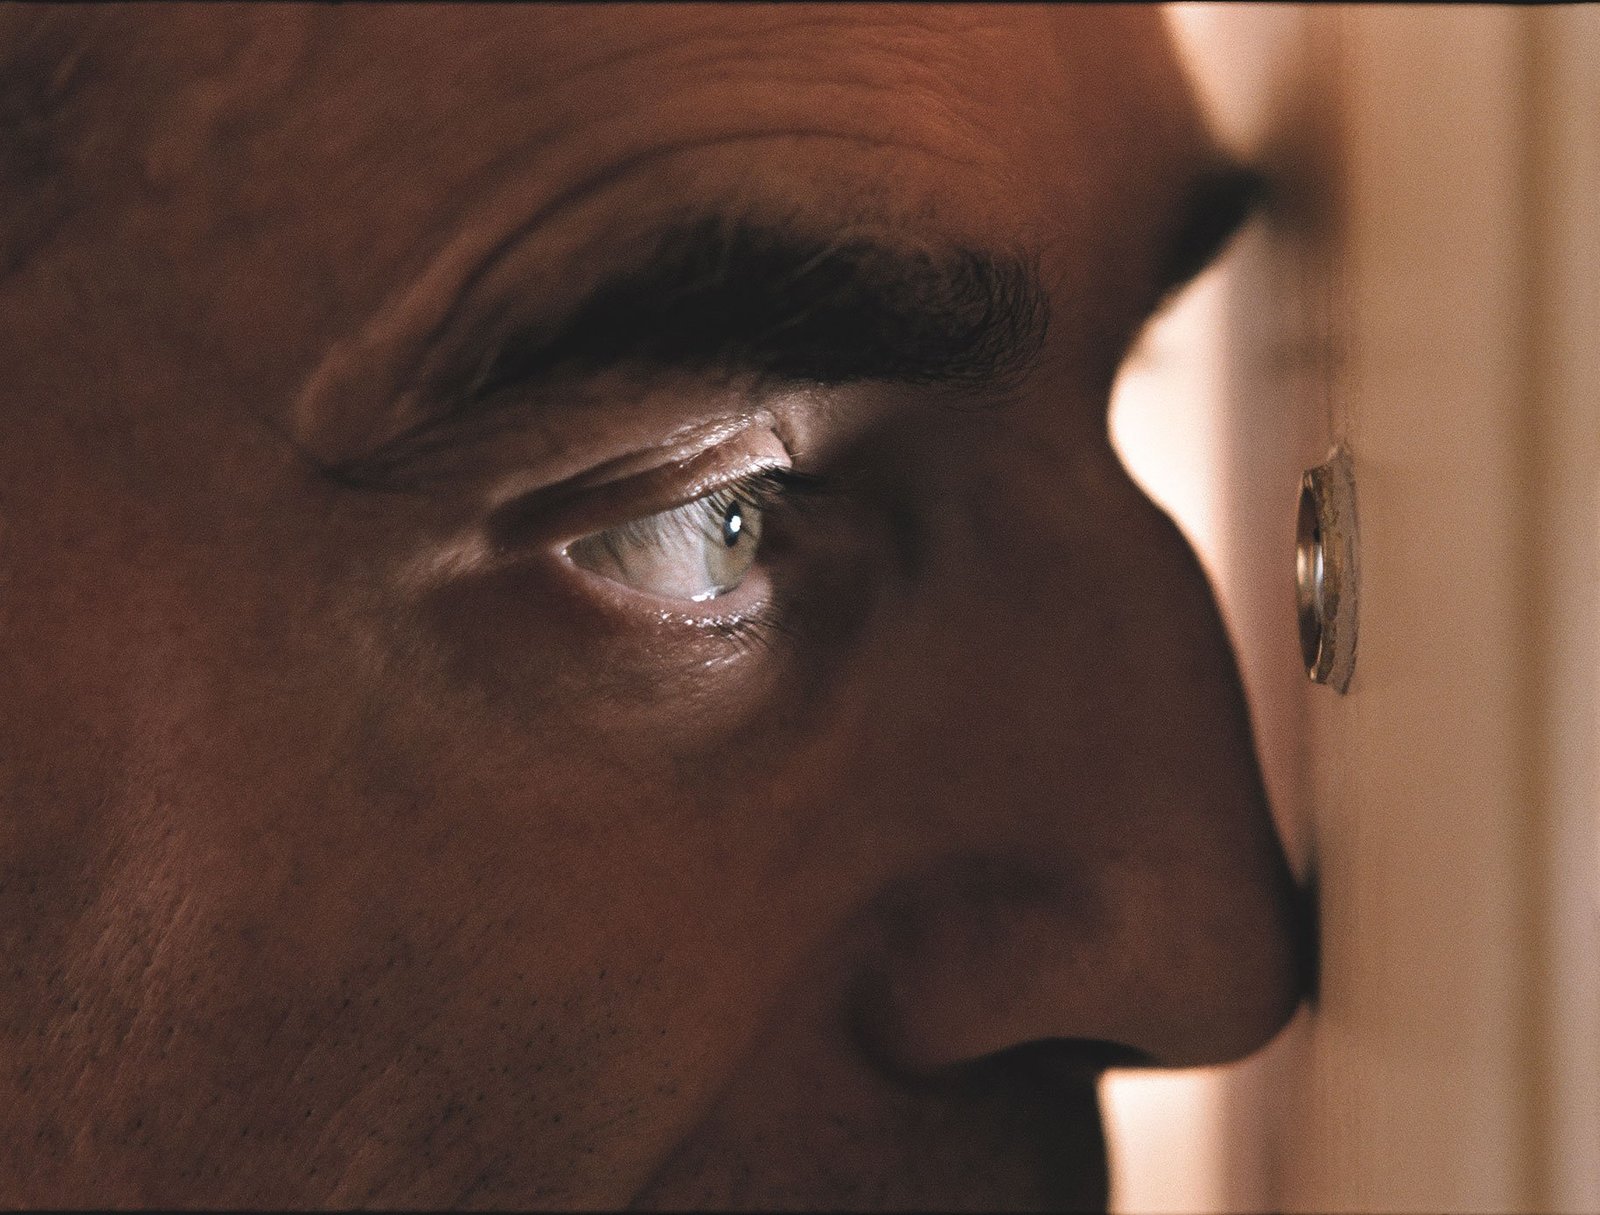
[{"x1": 848, "y1": 446, "x2": 1305, "y2": 1075}]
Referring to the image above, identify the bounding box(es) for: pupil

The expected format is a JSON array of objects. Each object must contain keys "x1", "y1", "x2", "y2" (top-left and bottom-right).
[{"x1": 722, "y1": 503, "x2": 743, "y2": 548}]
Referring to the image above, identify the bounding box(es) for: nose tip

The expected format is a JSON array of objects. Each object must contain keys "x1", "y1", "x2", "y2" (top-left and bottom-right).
[{"x1": 851, "y1": 829, "x2": 1304, "y2": 1080}]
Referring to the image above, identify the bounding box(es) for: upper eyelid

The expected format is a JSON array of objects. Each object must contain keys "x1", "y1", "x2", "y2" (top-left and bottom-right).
[
  {"x1": 314, "y1": 364, "x2": 779, "y2": 497},
  {"x1": 718, "y1": 465, "x2": 833, "y2": 514},
  {"x1": 598, "y1": 482, "x2": 749, "y2": 542},
  {"x1": 572, "y1": 499, "x2": 709, "y2": 564},
  {"x1": 481, "y1": 447, "x2": 809, "y2": 555}
]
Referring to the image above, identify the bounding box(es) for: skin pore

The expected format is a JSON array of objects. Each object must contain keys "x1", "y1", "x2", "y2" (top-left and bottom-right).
[{"x1": 0, "y1": 5, "x2": 1304, "y2": 1209}]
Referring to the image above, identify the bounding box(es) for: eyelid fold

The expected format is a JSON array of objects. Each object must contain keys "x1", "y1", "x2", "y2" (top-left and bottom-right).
[{"x1": 482, "y1": 421, "x2": 795, "y2": 554}]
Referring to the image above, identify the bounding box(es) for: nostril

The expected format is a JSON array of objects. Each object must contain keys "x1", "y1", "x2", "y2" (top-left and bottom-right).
[
  {"x1": 1297, "y1": 867, "x2": 1322, "y2": 1007},
  {"x1": 869, "y1": 1034, "x2": 1155, "y2": 1093},
  {"x1": 963, "y1": 1039, "x2": 1153, "y2": 1087}
]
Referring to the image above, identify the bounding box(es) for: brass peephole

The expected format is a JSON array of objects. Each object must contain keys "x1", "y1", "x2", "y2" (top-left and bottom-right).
[{"x1": 1296, "y1": 447, "x2": 1359, "y2": 693}]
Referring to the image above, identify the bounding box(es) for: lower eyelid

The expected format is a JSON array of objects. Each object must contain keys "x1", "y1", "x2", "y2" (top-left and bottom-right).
[{"x1": 557, "y1": 544, "x2": 778, "y2": 627}]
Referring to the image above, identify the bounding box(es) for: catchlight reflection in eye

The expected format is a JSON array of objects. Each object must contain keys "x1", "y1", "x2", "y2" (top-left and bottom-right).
[{"x1": 566, "y1": 486, "x2": 764, "y2": 602}]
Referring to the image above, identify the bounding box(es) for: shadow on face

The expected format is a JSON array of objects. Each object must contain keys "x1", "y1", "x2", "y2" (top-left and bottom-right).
[{"x1": 0, "y1": 4, "x2": 1305, "y2": 1209}]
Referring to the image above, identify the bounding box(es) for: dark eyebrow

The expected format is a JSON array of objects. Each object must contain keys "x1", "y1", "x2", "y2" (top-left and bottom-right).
[
  {"x1": 443, "y1": 213, "x2": 1052, "y2": 406},
  {"x1": 438, "y1": 168, "x2": 1256, "y2": 414},
  {"x1": 327, "y1": 178, "x2": 1253, "y2": 489}
]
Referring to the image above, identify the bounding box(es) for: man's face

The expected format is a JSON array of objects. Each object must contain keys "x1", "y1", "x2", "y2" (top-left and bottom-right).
[{"x1": 0, "y1": 5, "x2": 1302, "y2": 1208}]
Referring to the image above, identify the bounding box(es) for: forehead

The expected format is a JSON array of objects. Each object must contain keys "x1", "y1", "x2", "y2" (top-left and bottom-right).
[
  {"x1": 26, "y1": 5, "x2": 1220, "y2": 407},
  {"x1": 96, "y1": 8, "x2": 1208, "y2": 231},
  {"x1": 138, "y1": 5, "x2": 1192, "y2": 156}
]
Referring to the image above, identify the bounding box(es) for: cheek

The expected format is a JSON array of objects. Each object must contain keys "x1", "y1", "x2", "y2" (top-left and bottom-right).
[
  {"x1": 296, "y1": 585, "x2": 914, "y2": 1199},
  {"x1": 95, "y1": 557, "x2": 792, "y2": 1199},
  {"x1": 317, "y1": 544, "x2": 866, "y2": 980}
]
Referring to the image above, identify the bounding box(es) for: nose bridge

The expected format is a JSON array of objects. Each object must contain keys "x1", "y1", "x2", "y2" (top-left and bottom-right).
[
  {"x1": 851, "y1": 463, "x2": 1302, "y2": 1070},
  {"x1": 875, "y1": 458, "x2": 1250, "y2": 833}
]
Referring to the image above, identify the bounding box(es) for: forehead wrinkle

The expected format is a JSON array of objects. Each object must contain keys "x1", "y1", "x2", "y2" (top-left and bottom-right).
[
  {"x1": 555, "y1": 11, "x2": 1034, "y2": 95},
  {"x1": 303, "y1": 6, "x2": 1060, "y2": 213},
  {"x1": 507, "y1": 4, "x2": 1050, "y2": 76},
  {"x1": 242, "y1": 10, "x2": 1028, "y2": 309},
  {"x1": 506, "y1": 51, "x2": 1013, "y2": 192},
  {"x1": 552, "y1": 14, "x2": 1053, "y2": 157},
  {"x1": 116, "y1": 11, "x2": 1075, "y2": 306}
]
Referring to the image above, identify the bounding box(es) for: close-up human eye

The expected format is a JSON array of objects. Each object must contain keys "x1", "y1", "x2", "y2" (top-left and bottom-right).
[{"x1": 565, "y1": 477, "x2": 766, "y2": 603}]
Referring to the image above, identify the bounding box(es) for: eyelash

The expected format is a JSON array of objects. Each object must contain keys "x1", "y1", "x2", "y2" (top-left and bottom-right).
[
  {"x1": 720, "y1": 466, "x2": 832, "y2": 584},
  {"x1": 710, "y1": 604, "x2": 795, "y2": 656},
  {"x1": 720, "y1": 464, "x2": 831, "y2": 514},
  {"x1": 572, "y1": 462, "x2": 827, "y2": 555},
  {"x1": 585, "y1": 465, "x2": 822, "y2": 560},
  {"x1": 669, "y1": 464, "x2": 829, "y2": 651}
]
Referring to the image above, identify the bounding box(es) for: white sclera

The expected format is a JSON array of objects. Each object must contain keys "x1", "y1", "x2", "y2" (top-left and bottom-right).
[{"x1": 567, "y1": 490, "x2": 764, "y2": 602}]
